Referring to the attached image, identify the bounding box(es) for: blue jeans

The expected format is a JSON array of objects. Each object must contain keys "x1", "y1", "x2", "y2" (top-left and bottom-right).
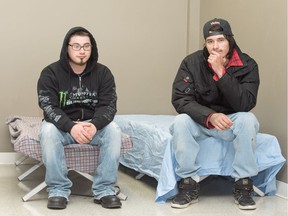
[
  {"x1": 170, "y1": 112, "x2": 259, "y2": 181},
  {"x1": 39, "y1": 120, "x2": 122, "y2": 200}
]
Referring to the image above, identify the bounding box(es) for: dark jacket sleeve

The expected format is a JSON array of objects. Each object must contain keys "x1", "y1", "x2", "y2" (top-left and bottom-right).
[
  {"x1": 172, "y1": 56, "x2": 215, "y2": 127},
  {"x1": 90, "y1": 67, "x2": 117, "y2": 130},
  {"x1": 216, "y1": 56, "x2": 260, "y2": 112},
  {"x1": 37, "y1": 66, "x2": 75, "y2": 132}
]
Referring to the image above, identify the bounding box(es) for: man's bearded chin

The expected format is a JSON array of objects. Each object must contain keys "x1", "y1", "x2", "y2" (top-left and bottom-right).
[
  {"x1": 71, "y1": 57, "x2": 87, "y2": 66},
  {"x1": 79, "y1": 58, "x2": 85, "y2": 65}
]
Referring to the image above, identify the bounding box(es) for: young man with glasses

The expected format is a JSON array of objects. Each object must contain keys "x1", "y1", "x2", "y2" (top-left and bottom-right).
[
  {"x1": 171, "y1": 18, "x2": 260, "y2": 210},
  {"x1": 37, "y1": 26, "x2": 122, "y2": 210}
]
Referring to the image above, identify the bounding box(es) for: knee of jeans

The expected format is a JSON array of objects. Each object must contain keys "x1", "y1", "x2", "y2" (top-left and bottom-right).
[
  {"x1": 40, "y1": 121, "x2": 60, "y2": 139},
  {"x1": 39, "y1": 121, "x2": 64, "y2": 153},
  {"x1": 172, "y1": 114, "x2": 200, "y2": 135},
  {"x1": 101, "y1": 122, "x2": 122, "y2": 154},
  {"x1": 174, "y1": 114, "x2": 193, "y2": 128},
  {"x1": 105, "y1": 122, "x2": 121, "y2": 137},
  {"x1": 234, "y1": 112, "x2": 259, "y2": 131}
]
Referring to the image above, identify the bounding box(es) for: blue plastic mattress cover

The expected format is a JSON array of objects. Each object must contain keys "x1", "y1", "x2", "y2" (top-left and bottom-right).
[{"x1": 114, "y1": 115, "x2": 286, "y2": 203}]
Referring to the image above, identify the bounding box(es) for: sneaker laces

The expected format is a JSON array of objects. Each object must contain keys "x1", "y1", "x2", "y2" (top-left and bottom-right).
[{"x1": 179, "y1": 184, "x2": 200, "y2": 199}]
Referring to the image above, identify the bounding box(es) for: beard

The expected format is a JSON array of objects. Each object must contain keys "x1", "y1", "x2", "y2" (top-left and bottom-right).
[
  {"x1": 78, "y1": 58, "x2": 85, "y2": 66},
  {"x1": 70, "y1": 57, "x2": 88, "y2": 66}
]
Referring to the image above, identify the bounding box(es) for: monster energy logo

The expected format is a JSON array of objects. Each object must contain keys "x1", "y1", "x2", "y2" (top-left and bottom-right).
[{"x1": 59, "y1": 91, "x2": 68, "y2": 108}]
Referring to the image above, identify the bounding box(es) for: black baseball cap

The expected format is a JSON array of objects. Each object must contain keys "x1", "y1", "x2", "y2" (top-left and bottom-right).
[{"x1": 203, "y1": 18, "x2": 234, "y2": 39}]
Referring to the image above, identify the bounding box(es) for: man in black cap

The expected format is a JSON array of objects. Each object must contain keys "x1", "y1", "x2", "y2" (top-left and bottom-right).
[{"x1": 170, "y1": 18, "x2": 260, "y2": 210}]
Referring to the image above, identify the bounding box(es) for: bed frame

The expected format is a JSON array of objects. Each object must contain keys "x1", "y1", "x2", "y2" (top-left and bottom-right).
[{"x1": 6, "y1": 116, "x2": 133, "y2": 201}]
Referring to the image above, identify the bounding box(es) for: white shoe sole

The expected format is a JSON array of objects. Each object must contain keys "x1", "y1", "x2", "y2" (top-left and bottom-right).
[
  {"x1": 171, "y1": 199, "x2": 198, "y2": 209},
  {"x1": 235, "y1": 200, "x2": 256, "y2": 210}
]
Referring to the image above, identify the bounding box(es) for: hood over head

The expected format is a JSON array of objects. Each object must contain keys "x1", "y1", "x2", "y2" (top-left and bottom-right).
[{"x1": 60, "y1": 26, "x2": 98, "y2": 70}]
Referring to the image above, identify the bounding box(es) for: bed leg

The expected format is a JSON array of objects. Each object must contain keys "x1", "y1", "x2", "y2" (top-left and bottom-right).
[
  {"x1": 15, "y1": 155, "x2": 29, "y2": 166},
  {"x1": 22, "y1": 181, "x2": 47, "y2": 202},
  {"x1": 18, "y1": 162, "x2": 44, "y2": 181},
  {"x1": 135, "y1": 173, "x2": 145, "y2": 180},
  {"x1": 253, "y1": 185, "x2": 265, "y2": 197}
]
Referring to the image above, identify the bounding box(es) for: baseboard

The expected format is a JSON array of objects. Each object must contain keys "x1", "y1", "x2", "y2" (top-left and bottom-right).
[
  {"x1": 0, "y1": 152, "x2": 37, "y2": 165},
  {"x1": 276, "y1": 180, "x2": 288, "y2": 199},
  {"x1": 0, "y1": 152, "x2": 19, "y2": 164},
  {"x1": 0, "y1": 152, "x2": 287, "y2": 199}
]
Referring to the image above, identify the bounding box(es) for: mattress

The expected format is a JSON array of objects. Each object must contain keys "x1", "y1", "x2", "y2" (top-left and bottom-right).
[{"x1": 114, "y1": 114, "x2": 286, "y2": 203}]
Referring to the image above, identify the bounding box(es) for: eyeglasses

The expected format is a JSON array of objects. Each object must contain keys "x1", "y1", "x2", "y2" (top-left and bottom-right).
[{"x1": 68, "y1": 43, "x2": 92, "y2": 51}]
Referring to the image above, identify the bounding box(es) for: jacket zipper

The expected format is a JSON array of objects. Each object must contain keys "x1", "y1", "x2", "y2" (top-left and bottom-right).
[
  {"x1": 79, "y1": 76, "x2": 82, "y2": 88},
  {"x1": 79, "y1": 76, "x2": 84, "y2": 120}
]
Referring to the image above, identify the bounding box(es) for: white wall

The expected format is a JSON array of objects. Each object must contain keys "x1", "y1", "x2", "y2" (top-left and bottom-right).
[{"x1": 0, "y1": 0, "x2": 188, "y2": 151}]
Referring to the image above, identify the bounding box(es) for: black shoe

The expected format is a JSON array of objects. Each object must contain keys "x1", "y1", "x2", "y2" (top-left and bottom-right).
[
  {"x1": 94, "y1": 195, "x2": 122, "y2": 208},
  {"x1": 47, "y1": 196, "x2": 68, "y2": 209},
  {"x1": 233, "y1": 178, "x2": 256, "y2": 210},
  {"x1": 171, "y1": 178, "x2": 200, "y2": 209}
]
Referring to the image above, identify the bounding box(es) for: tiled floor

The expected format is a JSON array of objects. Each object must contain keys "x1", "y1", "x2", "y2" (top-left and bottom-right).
[{"x1": 1, "y1": 163, "x2": 287, "y2": 216}]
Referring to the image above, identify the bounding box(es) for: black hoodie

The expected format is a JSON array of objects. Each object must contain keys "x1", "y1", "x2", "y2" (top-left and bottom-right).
[{"x1": 37, "y1": 26, "x2": 117, "y2": 132}]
